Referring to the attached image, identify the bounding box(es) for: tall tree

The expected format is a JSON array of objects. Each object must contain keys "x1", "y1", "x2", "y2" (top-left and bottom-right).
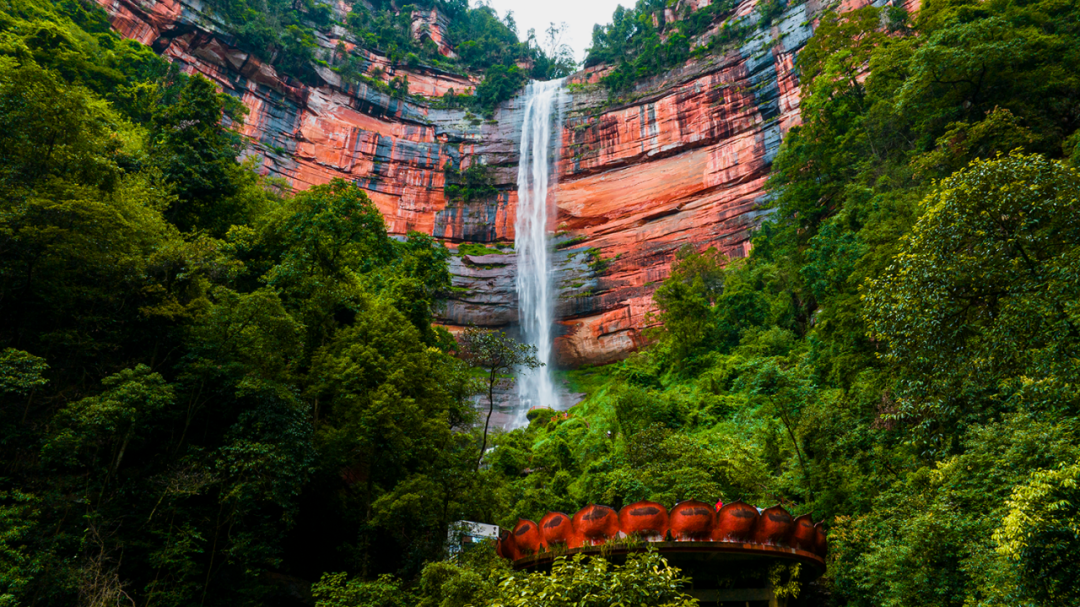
[
  {"x1": 864, "y1": 153, "x2": 1080, "y2": 451},
  {"x1": 149, "y1": 74, "x2": 248, "y2": 234},
  {"x1": 457, "y1": 327, "x2": 540, "y2": 472}
]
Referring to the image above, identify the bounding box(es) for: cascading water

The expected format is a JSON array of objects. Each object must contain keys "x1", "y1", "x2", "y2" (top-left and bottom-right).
[{"x1": 513, "y1": 80, "x2": 566, "y2": 427}]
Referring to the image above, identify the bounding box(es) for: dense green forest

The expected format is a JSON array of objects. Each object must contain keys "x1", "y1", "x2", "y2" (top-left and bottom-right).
[
  {"x1": 2, "y1": 0, "x2": 1080, "y2": 605},
  {"x1": 0, "y1": 0, "x2": 491, "y2": 604}
]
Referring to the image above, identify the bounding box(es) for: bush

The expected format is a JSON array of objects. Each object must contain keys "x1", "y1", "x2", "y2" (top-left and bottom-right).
[
  {"x1": 474, "y1": 65, "x2": 525, "y2": 111},
  {"x1": 312, "y1": 573, "x2": 416, "y2": 607},
  {"x1": 489, "y1": 551, "x2": 697, "y2": 607}
]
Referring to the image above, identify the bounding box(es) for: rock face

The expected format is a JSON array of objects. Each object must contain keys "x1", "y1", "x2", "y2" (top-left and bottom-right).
[
  {"x1": 548, "y1": 0, "x2": 919, "y2": 366},
  {"x1": 94, "y1": 0, "x2": 915, "y2": 367}
]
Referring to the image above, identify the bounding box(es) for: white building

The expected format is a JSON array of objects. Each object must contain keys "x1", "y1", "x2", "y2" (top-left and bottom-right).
[{"x1": 447, "y1": 520, "x2": 500, "y2": 556}]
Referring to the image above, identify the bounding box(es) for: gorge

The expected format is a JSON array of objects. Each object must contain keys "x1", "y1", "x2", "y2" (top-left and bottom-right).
[{"x1": 91, "y1": 0, "x2": 912, "y2": 369}]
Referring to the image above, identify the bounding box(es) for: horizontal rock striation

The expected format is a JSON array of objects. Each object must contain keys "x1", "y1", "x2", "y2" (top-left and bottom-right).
[
  {"x1": 547, "y1": 0, "x2": 918, "y2": 366},
  {"x1": 95, "y1": 0, "x2": 915, "y2": 367},
  {"x1": 95, "y1": 0, "x2": 514, "y2": 236},
  {"x1": 549, "y1": 2, "x2": 807, "y2": 366}
]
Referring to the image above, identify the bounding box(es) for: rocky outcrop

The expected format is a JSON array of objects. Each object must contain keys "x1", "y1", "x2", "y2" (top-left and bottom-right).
[
  {"x1": 94, "y1": 0, "x2": 917, "y2": 367},
  {"x1": 547, "y1": 0, "x2": 920, "y2": 366},
  {"x1": 96, "y1": 0, "x2": 501, "y2": 234}
]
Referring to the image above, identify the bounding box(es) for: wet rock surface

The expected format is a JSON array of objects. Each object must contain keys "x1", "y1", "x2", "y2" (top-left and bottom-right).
[{"x1": 473, "y1": 377, "x2": 584, "y2": 431}]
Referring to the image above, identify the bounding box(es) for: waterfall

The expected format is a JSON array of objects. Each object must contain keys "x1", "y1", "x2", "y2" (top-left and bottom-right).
[{"x1": 513, "y1": 80, "x2": 566, "y2": 428}]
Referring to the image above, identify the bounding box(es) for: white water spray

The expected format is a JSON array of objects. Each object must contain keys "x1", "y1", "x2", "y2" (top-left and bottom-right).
[{"x1": 513, "y1": 80, "x2": 566, "y2": 427}]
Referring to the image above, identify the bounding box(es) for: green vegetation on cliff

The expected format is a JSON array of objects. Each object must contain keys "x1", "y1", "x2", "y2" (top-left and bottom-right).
[
  {"x1": 201, "y1": 0, "x2": 575, "y2": 109},
  {"x1": 585, "y1": 0, "x2": 754, "y2": 90}
]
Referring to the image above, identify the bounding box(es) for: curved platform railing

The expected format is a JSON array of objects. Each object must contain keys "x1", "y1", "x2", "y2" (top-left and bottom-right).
[{"x1": 495, "y1": 499, "x2": 828, "y2": 573}]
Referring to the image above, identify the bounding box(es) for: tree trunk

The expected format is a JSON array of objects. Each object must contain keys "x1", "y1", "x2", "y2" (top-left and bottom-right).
[
  {"x1": 773, "y1": 396, "x2": 813, "y2": 503},
  {"x1": 476, "y1": 369, "x2": 496, "y2": 472}
]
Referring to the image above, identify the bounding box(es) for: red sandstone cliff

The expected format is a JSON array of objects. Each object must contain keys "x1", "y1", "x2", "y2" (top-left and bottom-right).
[
  {"x1": 94, "y1": 0, "x2": 917, "y2": 367},
  {"x1": 546, "y1": 0, "x2": 919, "y2": 366}
]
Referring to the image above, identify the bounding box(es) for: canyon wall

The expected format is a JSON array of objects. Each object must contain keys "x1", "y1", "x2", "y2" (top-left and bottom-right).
[{"x1": 95, "y1": 0, "x2": 914, "y2": 367}]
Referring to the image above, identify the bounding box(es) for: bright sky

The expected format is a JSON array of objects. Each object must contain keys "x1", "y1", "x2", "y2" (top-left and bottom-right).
[{"x1": 481, "y1": 0, "x2": 630, "y2": 63}]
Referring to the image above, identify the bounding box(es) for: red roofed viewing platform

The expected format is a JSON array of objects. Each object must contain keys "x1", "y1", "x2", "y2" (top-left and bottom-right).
[{"x1": 496, "y1": 500, "x2": 827, "y2": 606}]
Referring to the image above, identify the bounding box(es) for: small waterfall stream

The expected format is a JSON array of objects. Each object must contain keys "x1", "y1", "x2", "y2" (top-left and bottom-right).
[{"x1": 513, "y1": 80, "x2": 567, "y2": 427}]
